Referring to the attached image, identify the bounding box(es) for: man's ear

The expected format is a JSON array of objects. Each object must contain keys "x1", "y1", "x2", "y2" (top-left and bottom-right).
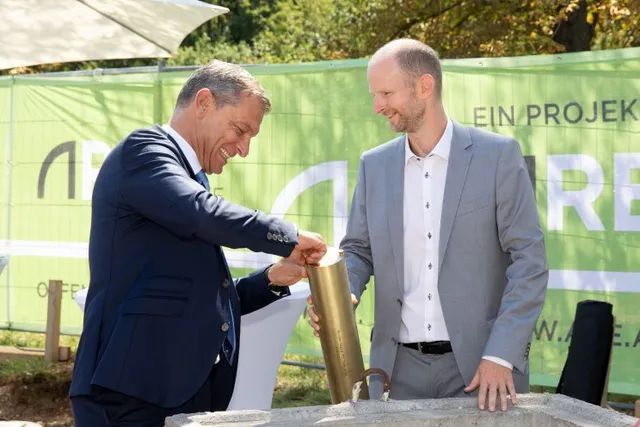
[
  {"x1": 194, "y1": 88, "x2": 215, "y2": 118},
  {"x1": 417, "y1": 74, "x2": 436, "y2": 100}
]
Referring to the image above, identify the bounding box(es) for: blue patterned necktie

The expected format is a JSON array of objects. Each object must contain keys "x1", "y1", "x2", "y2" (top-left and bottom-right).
[
  {"x1": 195, "y1": 169, "x2": 236, "y2": 364},
  {"x1": 195, "y1": 170, "x2": 210, "y2": 192}
]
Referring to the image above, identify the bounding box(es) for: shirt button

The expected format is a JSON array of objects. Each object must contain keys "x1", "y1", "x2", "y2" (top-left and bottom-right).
[
  {"x1": 428, "y1": 293, "x2": 432, "y2": 300},
  {"x1": 425, "y1": 172, "x2": 429, "y2": 178},
  {"x1": 428, "y1": 324, "x2": 432, "y2": 331},
  {"x1": 428, "y1": 232, "x2": 432, "y2": 239},
  {"x1": 221, "y1": 322, "x2": 229, "y2": 332},
  {"x1": 425, "y1": 202, "x2": 430, "y2": 209},
  {"x1": 428, "y1": 263, "x2": 433, "y2": 269},
  {"x1": 222, "y1": 279, "x2": 230, "y2": 289}
]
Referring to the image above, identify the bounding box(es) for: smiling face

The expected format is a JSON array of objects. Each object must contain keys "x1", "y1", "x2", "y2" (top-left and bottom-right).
[
  {"x1": 193, "y1": 89, "x2": 264, "y2": 175},
  {"x1": 367, "y1": 56, "x2": 427, "y2": 134}
]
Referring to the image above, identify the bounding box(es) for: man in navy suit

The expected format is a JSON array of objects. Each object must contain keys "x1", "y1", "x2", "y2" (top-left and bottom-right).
[{"x1": 69, "y1": 59, "x2": 327, "y2": 427}]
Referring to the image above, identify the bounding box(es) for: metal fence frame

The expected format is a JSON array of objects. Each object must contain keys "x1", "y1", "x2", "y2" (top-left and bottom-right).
[{"x1": 3, "y1": 61, "x2": 639, "y2": 412}]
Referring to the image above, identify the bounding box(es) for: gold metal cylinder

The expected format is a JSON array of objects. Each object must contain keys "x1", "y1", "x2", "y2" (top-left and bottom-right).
[{"x1": 305, "y1": 247, "x2": 369, "y2": 403}]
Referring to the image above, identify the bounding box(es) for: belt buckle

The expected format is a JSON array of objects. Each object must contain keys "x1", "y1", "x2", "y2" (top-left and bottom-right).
[{"x1": 417, "y1": 342, "x2": 425, "y2": 354}]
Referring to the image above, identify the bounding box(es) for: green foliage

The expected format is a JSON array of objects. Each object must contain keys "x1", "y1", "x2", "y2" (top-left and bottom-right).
[
  {"x1": 167, "y1": 35, "x2": 256, "y2": 66},
  {"x1": 2, "y1": 0, "x2": 638, "y2": 75},
  {"x1": 166, "y1": 0, "x2": 640, "y2": 65}
]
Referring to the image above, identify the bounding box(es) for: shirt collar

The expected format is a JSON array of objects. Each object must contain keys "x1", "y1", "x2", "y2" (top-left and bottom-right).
[
  {"x1": 162, "y1": 124, "x2": 202, "y2": 175},
  {"x1": 404, "y1": 117, "x2": 453, "y2": 165}
]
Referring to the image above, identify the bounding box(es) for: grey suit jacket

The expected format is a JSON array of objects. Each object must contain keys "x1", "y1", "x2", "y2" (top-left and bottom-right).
[{"x1": 340, "y1": 120, "x2": 549, "y2": 399}]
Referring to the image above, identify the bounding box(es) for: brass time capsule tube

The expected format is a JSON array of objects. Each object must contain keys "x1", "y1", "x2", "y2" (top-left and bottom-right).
[{"x1": 305, "y1": 247, "x2": 369, "y2": 403}]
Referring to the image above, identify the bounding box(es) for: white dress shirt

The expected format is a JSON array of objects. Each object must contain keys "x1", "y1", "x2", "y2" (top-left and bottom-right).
[
  {"x1": 399, "y1": 118, "x2": 512, "y2": 370},
  {"x1": 162, "y1": 124, "x2": 202, "y2": 175}
]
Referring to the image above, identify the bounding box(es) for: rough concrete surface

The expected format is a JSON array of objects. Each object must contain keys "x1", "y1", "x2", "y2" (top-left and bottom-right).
[{"x1": 165, "y1": 393, "x2": 638, "y2": 427}]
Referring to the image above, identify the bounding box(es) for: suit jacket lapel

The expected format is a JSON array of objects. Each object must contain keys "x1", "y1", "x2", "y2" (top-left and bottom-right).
[
  {"x1": 387, "y1": 136, "x2": 406, "y2": 297},
  {"x1": 153, "y1": 124, "x2": 196, "y2": 179},
  {"x1": 439, "y1": 121, "x2": 473, "y2": 272}
]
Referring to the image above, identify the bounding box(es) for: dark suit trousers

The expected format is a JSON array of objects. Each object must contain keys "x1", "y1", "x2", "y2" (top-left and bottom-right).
[{"x1": 71, "y1": 356, "x2": 235, "y2": 427}]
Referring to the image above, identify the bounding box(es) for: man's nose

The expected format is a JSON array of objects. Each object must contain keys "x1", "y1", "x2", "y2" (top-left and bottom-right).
[
  {"x1": 236, "y1": 138, "x2": 250, "y2": 158},
  {"x1": 373, "y1": 98, "x2": 385, "y2": 114}
]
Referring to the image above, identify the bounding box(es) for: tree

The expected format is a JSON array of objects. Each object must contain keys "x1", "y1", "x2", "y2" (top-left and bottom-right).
[
  {"x1": 322, "y1": 0, "x2": 639, "y2": 58},
  {"x1": 2, "y1": 0, "x2": 638, "y2": 75}
]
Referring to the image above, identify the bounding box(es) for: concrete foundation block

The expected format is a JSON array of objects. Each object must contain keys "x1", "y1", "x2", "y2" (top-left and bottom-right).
[{"x1": 165, "y1": 393, "x2": 638, "y2": 427}]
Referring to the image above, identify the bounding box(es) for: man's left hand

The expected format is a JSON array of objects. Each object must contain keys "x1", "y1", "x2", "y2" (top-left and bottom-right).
[
  {"x1": 267, "y1": 259, "x2": 308, "y2": 286},
  {"x1": 464, "y1": 359, "x2": 517, "y2": 412}
]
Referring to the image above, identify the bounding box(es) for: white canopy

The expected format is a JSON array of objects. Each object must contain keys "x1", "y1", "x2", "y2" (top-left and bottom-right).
[{"x1": 0, "y1": 0, "x2": 229, "y2": 70}]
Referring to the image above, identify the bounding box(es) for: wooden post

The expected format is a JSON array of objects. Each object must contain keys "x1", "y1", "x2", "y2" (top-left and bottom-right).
[
  {"x1": 44, "y1": 279, "x2": 62, "y2": 364},
  {"x1": 634, "y1": 399, "x2": 639, "y2": 417},
  {"x1": 58, "y1": 346, "x2": 70, "y2": 362}
]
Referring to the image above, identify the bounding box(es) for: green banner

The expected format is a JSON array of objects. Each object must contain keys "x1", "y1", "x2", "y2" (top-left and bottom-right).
[{"x1": 1, "y1": 47, "x2": 639, "y2": 395}]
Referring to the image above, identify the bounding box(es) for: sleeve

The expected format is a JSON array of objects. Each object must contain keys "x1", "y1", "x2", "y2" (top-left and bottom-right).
[
  {"x1": 483, "y1": 138, "x2": 549, "y2": 373},
  {"x1": 119, "y1": 132, "x2": 298, "y2": 257},
  {"x1": 234, "y1": 266, "x2": 290, "y2": 316},
  {"x1": 340, "y1": 155, "x2": 374, "y2": 303}
]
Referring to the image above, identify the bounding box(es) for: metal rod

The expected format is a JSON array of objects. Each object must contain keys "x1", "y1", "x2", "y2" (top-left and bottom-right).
[
  {"x1": 2, "y1": 78, "x2": 15, "y2": 326},
  {"x1": 17, "y1": 66, "x2": 162, "y2": 78},
  {"x1": 608, "y1": 401, "x2": 635, "y2": 411},
  {"x1": 280, "y1": 360, "x2": 326, "y2": 370}
]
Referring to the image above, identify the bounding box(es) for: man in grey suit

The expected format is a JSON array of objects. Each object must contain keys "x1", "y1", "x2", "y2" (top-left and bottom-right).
[{"x1": 308, "y1": 39, "x2": 548, "y2": 413}]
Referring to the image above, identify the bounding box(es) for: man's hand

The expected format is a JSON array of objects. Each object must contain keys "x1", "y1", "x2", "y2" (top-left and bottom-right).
[
  {"x1": 464, "y1": 359, "x2": 517, "y2": 412},
  {"x1": 287, "y1": 230, "x2": 327, "y2": 265},
  {"x1": 267, "y1": 259, "x2": 307, "y2": 286},
  {"x1": 306, "y1": 293, "x2": 358, "y2": 337}
]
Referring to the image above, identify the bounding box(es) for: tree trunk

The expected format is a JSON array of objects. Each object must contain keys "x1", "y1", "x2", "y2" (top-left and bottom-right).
[{"x1": 553, "y1": 0, "x2": 596, "y2": 52}]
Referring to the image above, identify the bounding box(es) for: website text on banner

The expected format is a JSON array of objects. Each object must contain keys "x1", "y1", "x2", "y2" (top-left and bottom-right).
[{"x1": 0, "y1": 47, "x2": 639, "y2": 395}]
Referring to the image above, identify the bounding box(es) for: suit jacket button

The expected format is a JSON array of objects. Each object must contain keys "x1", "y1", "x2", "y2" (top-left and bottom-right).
[
  {"x1": 221, "y1": 322, "x2": 229, "y2": 332},
  {"x1": 222, "y1": 279, "x2": 230, "y2": 289},
  {"x1": 277, "y1": 235, "x2": 283, "y2": 242},
  {"x1": 283, "y1": 236, "x2": 289, "y2": 242},
  {"x1": 267, "y1": 232, "x2": 273, "y2": 240}
]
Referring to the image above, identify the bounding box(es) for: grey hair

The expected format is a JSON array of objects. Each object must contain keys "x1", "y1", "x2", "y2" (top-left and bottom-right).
[
  {"x1": 175, "y1": 60, "x2": 271, "y2": 113},
  {"x1": 375, "y1": 39, "x2": 443, "y2": 97}
]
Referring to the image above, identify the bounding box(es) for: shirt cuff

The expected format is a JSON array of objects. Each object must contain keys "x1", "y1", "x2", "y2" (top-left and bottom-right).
[
  {"x1": 269, "y1": 284, "x2": 290, "y2": 297},
  {"x1": 263, "y1": 264, "x2": 290, "y2": 297},
  {"x1": 482, "y1": 355, "x2": 513, "y2": 370}
]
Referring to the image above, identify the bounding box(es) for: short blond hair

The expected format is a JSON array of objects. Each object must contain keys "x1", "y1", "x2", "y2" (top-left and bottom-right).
[{"x1": 374, "y1": 39, "x2": 442, "y2": 97}]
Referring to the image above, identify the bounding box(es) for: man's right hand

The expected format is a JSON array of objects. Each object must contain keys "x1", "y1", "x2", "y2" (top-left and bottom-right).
[
  {"x1": 306, "y1": 294, "x2": 358, "y2": 337},
  {"x1": 288, "y1": 230, "x2": 327, "y2": 265}
]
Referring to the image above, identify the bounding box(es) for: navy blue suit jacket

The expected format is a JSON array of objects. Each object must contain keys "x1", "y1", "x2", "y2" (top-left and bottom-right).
[{"x1": 70, "y1": 125, "x2": 298, "y2": 408}]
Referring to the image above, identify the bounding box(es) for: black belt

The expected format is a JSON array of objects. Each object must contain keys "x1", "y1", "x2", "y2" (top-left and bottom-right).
[{"x1": 401, "y1": 341, "x2": 452, "y2": 355}]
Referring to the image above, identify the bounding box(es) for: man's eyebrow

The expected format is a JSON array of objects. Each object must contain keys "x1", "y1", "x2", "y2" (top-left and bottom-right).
[{"x1": 237, "y1": 121, "x2": 257, "y2": 135}]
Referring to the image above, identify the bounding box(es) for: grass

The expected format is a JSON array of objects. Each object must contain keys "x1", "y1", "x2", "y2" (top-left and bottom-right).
[
  {"x1": 272, "y1": 355, "x2": 331, "y2": 408},
  {"x1": 0, "y1": 330, "x2": 80, "y2": 350},
  {"x1": 0, "y1": 330, "x2": 332, "y2": 410},
  {"x1": 0, "y1": 358, "x2": 51, "y2": 377}
]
